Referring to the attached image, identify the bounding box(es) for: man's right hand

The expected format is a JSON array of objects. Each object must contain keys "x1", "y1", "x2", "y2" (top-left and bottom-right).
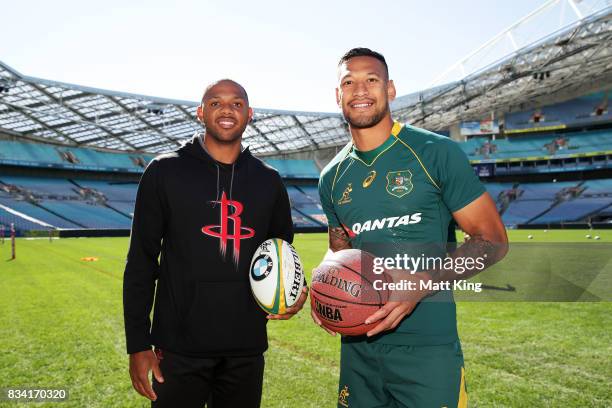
[
  {"x1": 310, "y1": 308, "x2": 337, "y2": 336},
  {"x1": 129, "y1": 349, "x2": 164, "y2": 401}
]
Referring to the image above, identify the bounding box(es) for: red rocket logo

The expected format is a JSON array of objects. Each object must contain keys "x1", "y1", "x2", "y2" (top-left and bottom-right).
[{"x1": 202, "y1": 192, "x2": 255, "y2": 265}]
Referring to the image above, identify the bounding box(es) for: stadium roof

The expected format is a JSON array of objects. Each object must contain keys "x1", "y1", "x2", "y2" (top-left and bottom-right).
[
  {"x1": 0, "y1": 62, "x2": 347, "y2": 155},
  {"x1": 1, "y1": 2, "x2": 611, "y2": 156},
  {"x1": 392, "y1": 4, "x2": 612, "y2": 130}
]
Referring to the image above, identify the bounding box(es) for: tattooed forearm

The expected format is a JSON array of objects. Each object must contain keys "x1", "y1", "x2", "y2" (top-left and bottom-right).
[
  {"x1": 329, "y1": 226, "x2": 352, "y2": 252},
  {"x1": 428, "y1": 234, "x2": 507, "y2": 283}
]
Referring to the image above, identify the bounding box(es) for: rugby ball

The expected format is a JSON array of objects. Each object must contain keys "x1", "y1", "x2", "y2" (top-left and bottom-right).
[{"x1": 249, "y1": 238, "x2": 305, "y2": 314}]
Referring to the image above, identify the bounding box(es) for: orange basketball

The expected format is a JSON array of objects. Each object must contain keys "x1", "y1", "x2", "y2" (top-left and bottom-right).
[{"x1": 311, "y1": 249, "x2": 391, "y2": 336}]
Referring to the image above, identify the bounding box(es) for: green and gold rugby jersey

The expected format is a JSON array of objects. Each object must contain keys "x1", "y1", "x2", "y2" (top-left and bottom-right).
[{"x1": 318, "y1": 121, "x2": 486, "y2": 345}]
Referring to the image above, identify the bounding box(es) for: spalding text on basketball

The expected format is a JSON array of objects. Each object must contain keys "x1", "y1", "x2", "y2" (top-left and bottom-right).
[{"x1": 312, "y1": 266, "x2": 362, "y2": 298}]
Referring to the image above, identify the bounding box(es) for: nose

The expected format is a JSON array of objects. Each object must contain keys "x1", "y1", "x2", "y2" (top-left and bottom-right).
[
  {"x1": 219, "y1": 103, "x2": 233, "y2": 115},
  {"x1": 353, "y1": 81, "x2": 368, "y2": 97}
]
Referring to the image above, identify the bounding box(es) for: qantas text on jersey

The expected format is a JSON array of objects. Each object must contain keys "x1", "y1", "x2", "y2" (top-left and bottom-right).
[{"x1": 350, "y1": 213, "x2": 422, "y2": 235}]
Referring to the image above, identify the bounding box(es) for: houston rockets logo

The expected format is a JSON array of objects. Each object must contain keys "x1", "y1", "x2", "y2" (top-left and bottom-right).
[{"x1": 202, "y1": 191, "x2": 255, "y2": 265}]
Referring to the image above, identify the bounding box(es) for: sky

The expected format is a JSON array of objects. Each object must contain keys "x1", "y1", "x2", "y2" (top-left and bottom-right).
[{"x1": 1, "y1": 0, "x2": 605, "y2": 113}]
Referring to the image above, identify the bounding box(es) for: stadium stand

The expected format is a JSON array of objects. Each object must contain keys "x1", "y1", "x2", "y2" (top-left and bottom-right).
[
  {"x1": 0, "y1": 171, "x2": 328, "y2": 232},
  {"x1": 0, "y1": 174, "x2": 135, "y2": 230},
  {"x1": 3, "y1": 159, "x2": 612, "y2": 233},
  {"x1": 530, "y1": 179, "x2": 612, "y2": 224},
  {"x1": 481, "y1": 182, "x2": 516, "y2": 210},
  {"x1": 265, "y1": 160, "x2": 320, "y2": 179},
  {"x1": 0, "y1": 175, "x2": 81, "y2": 198},
  {"x1": 2, "y1": 134, "x2": 611, "y2": 233},
  {"x1": 285, "y1": 185, "x2": 326, "y2": 227},
  {"x1": 73, "y1": 179, "x2": 138, "y2": 202},
  {"x1": 582, "y1": 178, "x2": 612, "y2": 194},
  {"x1": 478, "y1": 180, "x2": 612, "y2": 227},
  {"x1": 0, "y1": 206, "x2": 52, "y2": 232},
  {"x1": 0, "y1": 140, "x2": 153, "y2": 172},
  {"x1": 4, "y1": 171, "x2": 611, "y2": 233},
  {"x1": 106, "y1": 200, "x2": 135, "y2": 217},
  {"x1": 502, "y1": 200, "x2": 555, "y2": 226},
  {"x1": 531, "y1": 197, "x2": 612, "y2": 224},
  {"x1": 464, "y1": 129, "x2": 612, "y2": 161},
  {"x1": 37, "y1": 200, "x2": 131, "y2": 229},
  {"x1": 291, "y1": 209, "x2": 322, "y2": 228},
  {"x1": 0, "y1": 197, "x2": 78, "y2": 229}
]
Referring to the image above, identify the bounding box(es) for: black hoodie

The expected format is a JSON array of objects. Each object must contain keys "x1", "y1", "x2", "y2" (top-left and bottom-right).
[{"x1": 123, "y1": 134, "x2": 293, "y2": 357}]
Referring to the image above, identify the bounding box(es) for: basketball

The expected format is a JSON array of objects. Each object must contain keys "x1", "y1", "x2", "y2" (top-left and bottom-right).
[
  {"x1": 311, "y1": 249, "x2": 391, "y2": 336},
  {"x1": 249, "y1": 238, "x2": 305, "y2": 314}
]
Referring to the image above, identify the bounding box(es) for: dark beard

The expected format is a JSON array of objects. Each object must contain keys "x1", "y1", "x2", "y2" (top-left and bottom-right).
[{"x1": 342, "y1": 106, "x2": 388, "y2": 129}]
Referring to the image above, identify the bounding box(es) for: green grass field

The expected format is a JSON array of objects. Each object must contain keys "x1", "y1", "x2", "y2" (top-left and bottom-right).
[{"x1": 1, "y1": 230, "x2": 611, "y2": 407}]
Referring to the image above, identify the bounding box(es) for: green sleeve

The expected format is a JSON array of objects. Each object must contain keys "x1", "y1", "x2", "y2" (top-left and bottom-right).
[
  {"x1": 438, "y1": 139, "x2": 486, "y2": 212},
  {"x1": 318, "y1": 172, "x2": 341, "y2": 228}
]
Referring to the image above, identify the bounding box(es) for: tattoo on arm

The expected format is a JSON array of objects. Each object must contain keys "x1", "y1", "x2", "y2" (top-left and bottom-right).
[
  {"x1": 329, "y1": 226, "x2": 352, "y2": 252},
  {"x1": 430, "y1": 234, "x2": 501, "y2": 283}
]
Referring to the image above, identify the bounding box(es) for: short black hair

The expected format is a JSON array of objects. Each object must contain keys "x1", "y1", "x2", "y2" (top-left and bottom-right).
[
  {"x1": 201, "y1": 79, "x2": 249, "y2": 104},
  {"x1": 337, "y1": 48, "x2": 389, "y2": 78}
]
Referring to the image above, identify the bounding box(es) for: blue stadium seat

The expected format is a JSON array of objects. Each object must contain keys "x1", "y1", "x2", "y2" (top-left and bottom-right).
[
  {"x1": 0, "y1": 197, "x2": 79, "y2": 229},
  {"x1": 0, "y1": 140, "x2": 153, "y2": 172},
  {"x1": 503, "y1": 200, "x2": 554, "y2": 225},
  {"x1": 531, "y1": 197, "x2": 612, "y2": 223},
  {"x1": 461, "y1": 129, "x2": 612, "y2": 160},
  {"x1": 106, "y1": 200, "x2": 135, "y2": 217},
  {"x1": 0, "y1": 207, "x2": 53, "y2": 232},
  {"x1": 0, "y1": 176, "x2": 81, "y2": 198},
  {"x1": 265, "y1": 160, "x2": 319, "y2": 178},
  {"x1": 38, "y1": 200, "x2": 132, "y2": 229},
  {"x1": 73, "y1": 180, "x2": 138, "y2": 202}
]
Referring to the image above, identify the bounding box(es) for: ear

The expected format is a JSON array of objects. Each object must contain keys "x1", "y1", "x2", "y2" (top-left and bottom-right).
[
  {"x1": 387, "y1": 80, "x2": 396, "y2": 102},
  {"x1": 248, "y1": 107, "x2": 254, "y2": 123},
  {"x1": 335, "y1": 87, "x2": 341, "y2": 108},
  {"x1": 196, "y1": 105, "x2": 204, "y2": 123}
]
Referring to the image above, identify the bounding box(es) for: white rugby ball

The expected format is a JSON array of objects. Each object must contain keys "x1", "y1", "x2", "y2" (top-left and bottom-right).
[{"x1": 249, "y1": 238, "x2": 304, "y2": 314}]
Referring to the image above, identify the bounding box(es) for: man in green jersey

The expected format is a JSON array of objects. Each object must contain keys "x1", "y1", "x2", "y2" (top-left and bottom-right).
[{"x1": 314, "y1": 48, "x2": 508, "y2": 408}]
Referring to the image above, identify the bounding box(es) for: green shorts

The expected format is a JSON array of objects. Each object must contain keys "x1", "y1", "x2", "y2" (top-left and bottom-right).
[{"x1": 337, "y1": 339, "x2": 467, "y2": 408}]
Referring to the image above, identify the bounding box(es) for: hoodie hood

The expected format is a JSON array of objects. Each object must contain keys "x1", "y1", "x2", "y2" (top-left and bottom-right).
[
  {"x1": 179, "y1": 132, "x2": 252, "y2": 168},
  {"x1": 179, "y1": 132, "x2": 252, "y2": 205}
]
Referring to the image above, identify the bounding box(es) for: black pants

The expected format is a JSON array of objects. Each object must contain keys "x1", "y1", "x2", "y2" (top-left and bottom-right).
[{"x1": 151, "y1": 349, "x2": 264, "y2": 408}]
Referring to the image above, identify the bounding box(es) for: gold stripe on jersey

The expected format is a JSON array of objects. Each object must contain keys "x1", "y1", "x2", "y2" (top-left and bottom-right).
[
  {"x1": 393, "y1": 131, "x2": 441, "y2": 191},
  {"x1": 330, "y1": 121, "x2": 405, "y2": 201}
]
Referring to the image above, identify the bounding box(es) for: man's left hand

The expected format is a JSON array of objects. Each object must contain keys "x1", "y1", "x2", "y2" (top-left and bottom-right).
[
  {"x1": 267, "y1": 286, "x2": 308, "y2": 320},
  {"x1": 364, "y1": 301, "x2": 418, "y2": 337},
  {"x1": 364, "y1": 271, "x2": 431, "y2": 337}
]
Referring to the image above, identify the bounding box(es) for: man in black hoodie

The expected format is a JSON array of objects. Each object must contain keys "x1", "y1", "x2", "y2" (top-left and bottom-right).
[{"x1": 123, "y1": 79, "x2": 307, "y2": 407}]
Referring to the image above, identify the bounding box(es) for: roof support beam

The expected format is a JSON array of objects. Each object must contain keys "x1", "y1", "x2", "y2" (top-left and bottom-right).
[{"x1": 4, "y1": 103, "x2": 78, "y2": 144}]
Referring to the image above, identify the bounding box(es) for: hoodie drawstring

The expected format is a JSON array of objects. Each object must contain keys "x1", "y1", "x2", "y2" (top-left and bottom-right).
[
  {"x1": 229, "y1": 163, "x2": 235, "y2": 203},
  {"x1": 213, "y1": 163, "x2": 220, "y2": 207},
  {"x1": 213, "y1": 162, "x2": 235, "y2": 207}
]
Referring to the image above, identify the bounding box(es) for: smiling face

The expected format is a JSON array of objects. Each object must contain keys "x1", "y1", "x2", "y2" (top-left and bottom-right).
[
  {"x1": 336, "y1": 56, "x2": 396, "y2": 129},
  {"x1": 196, "y1": 80, "x2": 253, "y2": 144}
]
